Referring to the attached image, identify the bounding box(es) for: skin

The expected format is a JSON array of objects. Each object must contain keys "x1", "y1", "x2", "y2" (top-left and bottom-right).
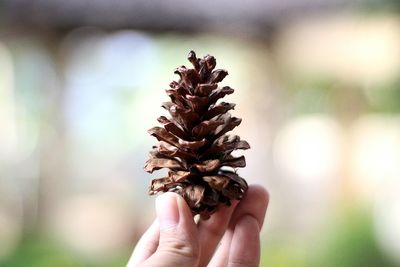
[{"x1": 127, "y1": 185, "x2": 269, "y2": 267}]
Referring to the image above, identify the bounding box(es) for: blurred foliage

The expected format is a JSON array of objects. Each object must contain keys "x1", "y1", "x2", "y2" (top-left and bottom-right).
[
  {"x1": 284, "y1": 77, "x2": 369, "y2": 119},
  {"x1": 363, "y1": 0, "x2": 400, "y2": 12},
  {"x1": 0, "y1": 233, "x2": 129, "y2": 267},
  {"x1": 260, "y1": 242, "x2": 308, "y2": 267},
  {"x1": 312, "y1": 210, "x2": 399, "y2": 267},
  {"x1": 285, "y1": 77, "x2": 337, "y2": 115},
  {"x1": 261, "y1": 209, "x2": 400, "y2": 267},
  {"x1": 365, "y1": 77, "x2": 400, "y2": 113}
]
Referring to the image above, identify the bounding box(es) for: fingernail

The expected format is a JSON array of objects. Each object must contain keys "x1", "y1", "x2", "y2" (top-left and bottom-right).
[{"x1": 156, "y1": 193, "x2": 179, "y2": 230}]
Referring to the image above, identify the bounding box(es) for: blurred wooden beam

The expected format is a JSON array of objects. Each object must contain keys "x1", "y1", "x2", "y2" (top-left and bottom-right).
[{"x1": 3, "y1": 0, "x2": 357, "y2": 33}]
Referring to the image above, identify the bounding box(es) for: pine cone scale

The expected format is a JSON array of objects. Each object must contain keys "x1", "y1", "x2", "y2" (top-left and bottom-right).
[
  {"x1": 202, "y1": 102, "x2": 236, "y2": 121},
  {"x1": 191, "y1": 120, "x2": 225, "y2": 138},
  {"x1": 195, "y1": 83, "x2": 217, "y2": 96},
  {"x1": 144, "y1": 157, "x2": 183, "y2": 173}
]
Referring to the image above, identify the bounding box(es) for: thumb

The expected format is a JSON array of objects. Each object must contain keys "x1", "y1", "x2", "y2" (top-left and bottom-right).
[{"x1": 146, "y1": 192, "x2": 199, "y2": 267}]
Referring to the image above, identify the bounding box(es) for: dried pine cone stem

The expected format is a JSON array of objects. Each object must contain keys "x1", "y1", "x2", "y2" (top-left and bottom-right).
[{"x1": 144, "y1": 51, "x2": 249, "y2": 220}]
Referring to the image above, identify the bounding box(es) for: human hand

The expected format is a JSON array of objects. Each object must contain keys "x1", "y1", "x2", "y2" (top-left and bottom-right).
[{"x1": 127, "y1": 185, "x2": 269, "y2": 267}]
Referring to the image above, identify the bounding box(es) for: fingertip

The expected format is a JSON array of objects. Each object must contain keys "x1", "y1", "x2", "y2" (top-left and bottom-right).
[
  {"x1": 230, "y1": 184, "x2": 269, "y2": 230},
  {"x1": 156, "y1": 191, "x2": 180, "y2": 203},
  {"x1": 155, "y1": 192, "x2": 196, "y2": 230},
  {"x1": 153, "y1": 193, "x2": 200, "y2": 266},
  {"x1": 246, "y1": 184, "x2": 270, "y2": 209},
  {"x1": 156, "y1": 192, "x2": 180, "y2": 230}
]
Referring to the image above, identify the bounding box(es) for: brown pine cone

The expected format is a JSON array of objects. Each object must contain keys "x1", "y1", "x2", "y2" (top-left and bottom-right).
[{"x1": 144, "y1": 51, "x2": 249, "y2": 220}]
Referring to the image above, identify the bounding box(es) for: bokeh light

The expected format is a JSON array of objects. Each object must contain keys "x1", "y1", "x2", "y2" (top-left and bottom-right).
[
  {"x1": 374, "y1": 187, "x2": 400, "y2": 265},
  {"x1": 349, "y1": 115, "x2": 400, "y2": 200},
  {"x1": 49, "y1": 194, "x2": 134, "y2": 261},
  {"x1": 273, "y1": 115, "x2": 343, "y2": 181}
]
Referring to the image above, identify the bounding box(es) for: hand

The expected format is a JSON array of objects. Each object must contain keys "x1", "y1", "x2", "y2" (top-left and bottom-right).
[{"x1": 127, "y1": 185, "x2": 269, "y2": 267}]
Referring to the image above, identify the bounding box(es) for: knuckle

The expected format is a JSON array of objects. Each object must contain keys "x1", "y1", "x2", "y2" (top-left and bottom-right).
[{"x1": 160, "y1": 237, "x2": 199, "y2": 263}]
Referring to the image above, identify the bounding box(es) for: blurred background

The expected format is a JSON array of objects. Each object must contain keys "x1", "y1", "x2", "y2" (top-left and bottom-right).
[{"x1": 1, "y1": 0, "x2": 400, "y2": 266}]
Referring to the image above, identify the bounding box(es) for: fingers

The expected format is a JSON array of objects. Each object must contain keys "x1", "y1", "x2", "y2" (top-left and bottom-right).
[
  {"x1": 228, "y1": 215, "x2": 261, "y2": 267},
  {"x1": 196, "y1": 201, "x2": 238, "y2": 267},
  {"x1": 126, "y1": 220, "x2": 160, "y2": 267},
  {"x1": 209, "y1": 185, "x2": 269, "y2": 267},
  {"x1": 145, "y1": 192, "x2": 200, "y2": 267},
  {"x1": 127, "y1": 185, "x2": 269, "y2": 267}
]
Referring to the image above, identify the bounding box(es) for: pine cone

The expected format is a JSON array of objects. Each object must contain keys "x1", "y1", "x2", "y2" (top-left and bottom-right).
[{"x1": 144, "y1": 51, "x2": 250, "y2": 220}]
